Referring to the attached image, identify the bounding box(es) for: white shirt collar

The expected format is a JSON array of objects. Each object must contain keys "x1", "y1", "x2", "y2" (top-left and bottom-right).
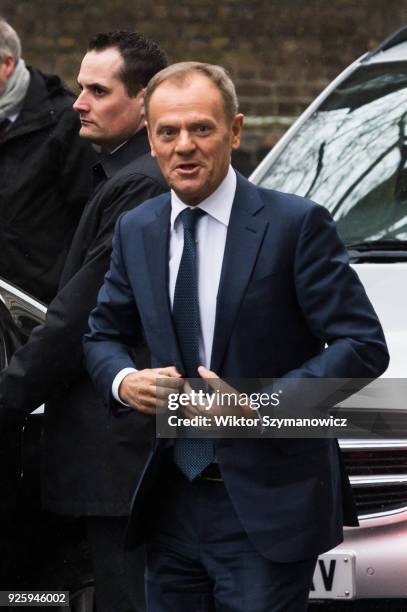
[
  {"x1": 8, "y1": 111, "x2": 19, "y2": 123},
  {"x1": 107, "y1": 139, "x2": 129, "y2": 155},
  {"x1": 170, "y1": 165, "x2": 237, "y2": 230}
]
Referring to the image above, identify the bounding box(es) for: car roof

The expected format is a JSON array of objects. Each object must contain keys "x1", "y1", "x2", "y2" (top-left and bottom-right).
[
  {"x1": 364, "y1": 40, "x2": 407, "y2": 64},
  {"x1": 363, "y1": 25, "x2": 407, "y2": 64}
]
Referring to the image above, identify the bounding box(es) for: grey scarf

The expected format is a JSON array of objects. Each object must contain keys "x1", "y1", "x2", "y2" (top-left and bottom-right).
[{"x1": 0, "y1": 58, "x2": 30, "y2": 121}]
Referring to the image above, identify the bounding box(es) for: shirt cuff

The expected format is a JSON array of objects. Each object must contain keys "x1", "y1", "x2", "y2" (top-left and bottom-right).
[{"x1": 112, "y1": 367, "x2": 138, "y2": 405}]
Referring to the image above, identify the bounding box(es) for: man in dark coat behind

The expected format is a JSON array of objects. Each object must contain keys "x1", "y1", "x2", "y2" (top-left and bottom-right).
[
  {"x1": 0, "y1": 17, "x2": 96, "y2": 303},
  {"x1": 0, "y1": 31, "x2": 168, "y2": 611}
]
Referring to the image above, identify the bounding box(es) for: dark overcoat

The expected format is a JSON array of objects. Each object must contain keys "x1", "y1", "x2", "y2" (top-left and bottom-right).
[
  {"x1": 0, "y1": 66, "x2": 96, "y2": 303},
  {"x1": 0, "y1": 129, "x2": 167, "y2": 515}
]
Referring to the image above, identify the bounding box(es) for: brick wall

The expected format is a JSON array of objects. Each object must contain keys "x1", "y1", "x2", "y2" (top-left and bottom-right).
[{"x1": 2, "y1": 0, "x2": 407, "y2": 174}]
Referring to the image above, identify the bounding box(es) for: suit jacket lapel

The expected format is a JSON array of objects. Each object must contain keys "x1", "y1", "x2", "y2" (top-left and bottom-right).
[
  {"x1": 211, "y1": 176, "x2": 268, "y2": 373},
  {"x1": 142, "y1": 199, "x2": 183, "y2": 369}
]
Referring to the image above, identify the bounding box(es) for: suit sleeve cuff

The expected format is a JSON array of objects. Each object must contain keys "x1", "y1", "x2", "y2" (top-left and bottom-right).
[{"x1": 112, "y1": 367, "x2": 138, "y2": 405}]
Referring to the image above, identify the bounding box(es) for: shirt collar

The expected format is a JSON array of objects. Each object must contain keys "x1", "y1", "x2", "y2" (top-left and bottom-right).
[
  {"x1": 97, "y1": 127, "x2": 150, "y2": 179},
  {"x1": 170, "y1": 165, "x2": 236, "y2": 230},
  {"x1": 8, "y1": 111, "x2": 19, "y2": 123}
]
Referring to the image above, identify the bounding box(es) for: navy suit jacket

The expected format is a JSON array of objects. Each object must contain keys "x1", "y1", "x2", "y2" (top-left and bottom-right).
[{"x1": 84, "y1": 172, "x2": 389, "y2": 561}]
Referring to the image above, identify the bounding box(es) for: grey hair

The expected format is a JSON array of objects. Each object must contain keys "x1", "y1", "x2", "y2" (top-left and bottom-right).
[
  {"x1": 145, "y1": 61, "x2": 239, "y2": 123},
  {"x1": 0, "y1": 17, "x2": 21, "y2": 61}
]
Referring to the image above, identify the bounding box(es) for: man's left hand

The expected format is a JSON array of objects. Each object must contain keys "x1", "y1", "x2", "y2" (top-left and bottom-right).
[{"x1": 179, "y1": 366, "x2": 253, "y2": 418}]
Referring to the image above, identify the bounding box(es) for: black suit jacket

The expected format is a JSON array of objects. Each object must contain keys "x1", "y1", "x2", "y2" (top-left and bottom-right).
[
  {"x1": 0, "y1": 129, "x2": 168, "y2": 515},
  {"x1": 84, "y1": 172, "x2": 389, "y2": 558}
]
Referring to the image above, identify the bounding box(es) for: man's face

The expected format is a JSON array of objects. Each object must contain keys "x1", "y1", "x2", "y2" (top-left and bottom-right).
[
  {"x1": 147, "y1": 74, "x2": 243, "y2": 205},
  {"x1": 73, "y1": 48, "x2": 145, "y2": 151},
  {"x1": 0, "y1": 55, "x2": 15, "y2": 95}
]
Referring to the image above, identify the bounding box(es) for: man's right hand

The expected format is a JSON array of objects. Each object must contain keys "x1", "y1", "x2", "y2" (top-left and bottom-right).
[{"x1": 118, "y1": 366, "x2": 182, "y2": 414}]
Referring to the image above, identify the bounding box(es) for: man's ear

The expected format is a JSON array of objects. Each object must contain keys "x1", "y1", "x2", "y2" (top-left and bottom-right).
[
  {"x1": 4, "y1": 55, "x2": 16, "y2": 80},
  {"x1": 231, "y1": 113, "x2": 244, "y2": 151}
]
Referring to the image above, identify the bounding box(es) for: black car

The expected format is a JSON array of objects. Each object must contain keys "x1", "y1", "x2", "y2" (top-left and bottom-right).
[{"x1": 0, "y1": 277, "x2": 94, "y2": 611}]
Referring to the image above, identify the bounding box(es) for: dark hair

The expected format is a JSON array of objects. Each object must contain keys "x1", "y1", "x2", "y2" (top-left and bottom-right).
[
  {"x1": 145, "y1": 62, "x2": 239, "y2": 124},
  {"x1": 88, "y1": 30, "x2": 168, "y2": 97}
]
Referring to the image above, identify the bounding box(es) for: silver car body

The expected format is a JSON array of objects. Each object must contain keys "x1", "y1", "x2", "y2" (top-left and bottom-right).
[{"x1": 251, "y1": 29, "x2": 407, "y2": 602}]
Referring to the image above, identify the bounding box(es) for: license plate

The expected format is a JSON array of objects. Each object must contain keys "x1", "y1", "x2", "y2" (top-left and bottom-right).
[{"x1": 309, "y1": 551, "x2": 355, "y2": 599}]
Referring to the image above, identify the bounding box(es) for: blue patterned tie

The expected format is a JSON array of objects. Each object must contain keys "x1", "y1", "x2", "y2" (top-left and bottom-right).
[{"x1": 172, "y1": 208, "x2": 214, "y2": 480}]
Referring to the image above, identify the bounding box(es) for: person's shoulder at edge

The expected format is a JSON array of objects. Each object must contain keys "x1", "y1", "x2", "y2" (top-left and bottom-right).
[{"x1": 110, "y1": 152, "x2": 167, "y2": 187}]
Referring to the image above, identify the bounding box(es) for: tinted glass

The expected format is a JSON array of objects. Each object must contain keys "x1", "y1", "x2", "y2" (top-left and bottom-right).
[
  {"x1": 0, "y1": 285, "x2": 45, "y2": 368},
  {"x1": 257, "y1": 63, "x2": 407, "y2": 246}
]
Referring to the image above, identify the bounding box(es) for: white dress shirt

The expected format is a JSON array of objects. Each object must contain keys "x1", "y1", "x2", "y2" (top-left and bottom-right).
[{"x1": 112, "y1": 165, "x2": 237, "y2": 403}]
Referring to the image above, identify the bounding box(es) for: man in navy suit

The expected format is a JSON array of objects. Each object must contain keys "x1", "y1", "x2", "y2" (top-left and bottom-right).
[{"x1": 84, "y1": 62, "x2": 389, "y2": 611}]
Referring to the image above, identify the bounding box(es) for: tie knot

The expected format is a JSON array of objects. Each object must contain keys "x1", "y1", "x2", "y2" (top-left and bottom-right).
[{"x1": 179, "y1": 207, "x2": 205, "y2": 232}]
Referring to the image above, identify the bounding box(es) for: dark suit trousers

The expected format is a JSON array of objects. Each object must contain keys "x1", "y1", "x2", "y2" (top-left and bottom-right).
[
  {"x1": 86, "y1": 516, "x2": 145, "y2": 612},
  {"x1": 145, "y1": 466, "x2": 317, "y2": 612}
]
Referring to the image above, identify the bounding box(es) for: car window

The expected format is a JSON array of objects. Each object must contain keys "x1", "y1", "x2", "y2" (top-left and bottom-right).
[
  {"x1": 0, "y1": 281, "x2": 46, "y2": 368},
  {"x1": 256, "y1": 62, "x2": 407, "y2": 246}
]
